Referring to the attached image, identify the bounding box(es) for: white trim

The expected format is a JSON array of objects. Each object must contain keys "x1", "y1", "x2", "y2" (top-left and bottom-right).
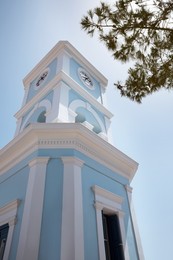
[
  {"x1": 61, "y1": 157, "x2": 84, "y2": 260},
  {"x1": 23, "y1": 41, "x2": 108, "y2": 89},
  {"x1": 21, "y1": 87, "x2": 29, "y2": 107},
  {"x1": 15, "y1": 71, "x2": 113, "y2": 122},
  {"x1": 16, "y1": 157, "x2": 49, "y2": 260},
  {"x1": 0, "y1": 199, "x2": 20, "y2": 260},
  {"x1": 125, "y1": 185, "x2": 145, "y2": 260},
  {"x1": 61, "y1": 50, "x2": 71, "y2": 75},
  {"x1": 0, "y1": 124, "x2": 138, "y2": 181},
  {"x1": 62, "y1": 72, "x2": 112, "y2": 118},
  {"x1": 92, "y1": 185, "x2": 130, "y2": 260},
  {"x1": 20, "y1": 99, "x2": 51, "y2": 132}
]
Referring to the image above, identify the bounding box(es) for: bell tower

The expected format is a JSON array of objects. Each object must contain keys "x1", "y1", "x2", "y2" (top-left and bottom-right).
[
  {"x1": 15, "y1": 41, "x2": 112, "y2": 142},
  {"x1": 0, "y1": 41, "x2": 144, "y2": 260}
]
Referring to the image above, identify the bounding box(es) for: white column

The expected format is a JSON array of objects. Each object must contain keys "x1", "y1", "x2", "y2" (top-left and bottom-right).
[
  {"x1": 125, "y1": 185, "x2": 145, "y2": 260},
  {"x1": 16, "y1": 157, "x2": 49, "y2": 260},
  {"x1": 61, "y1": 157, "x2": 84, "y2": 260}
]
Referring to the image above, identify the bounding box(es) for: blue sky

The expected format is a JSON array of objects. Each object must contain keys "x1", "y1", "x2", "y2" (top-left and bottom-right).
[{"x1": 1, "y1": 0, "x2": 173, "y2": 259}]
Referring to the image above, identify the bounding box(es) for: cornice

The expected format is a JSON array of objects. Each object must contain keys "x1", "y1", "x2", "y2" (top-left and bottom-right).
[
  {"x1": 0, "y1": 123, "x2": 138, "y2": 181},
  {"x1": 0, "y1": 199, "x2": 20, "y2": 216},
  {"x1": 23, "y1": 41, "x2": 108, "y2": 89},
  {"x1": 92, "y1": 185, "x2": 123, "y2": 204},
  {"x1": 15, "y1": 71, "x2": 113, "y2": 120}
]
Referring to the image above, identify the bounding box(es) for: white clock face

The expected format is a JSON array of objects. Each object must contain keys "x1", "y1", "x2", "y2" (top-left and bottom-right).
[
  {"x1": 78, "y1": 68, "x2": 94, "y2": 89},
  {"x1": 35, "y1": 68, "x2": 49, "y2": 88}
]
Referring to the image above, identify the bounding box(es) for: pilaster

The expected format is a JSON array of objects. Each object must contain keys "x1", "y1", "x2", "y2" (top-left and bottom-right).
[
  {"x1": 16, "y1": 157, "x2": 49, "y2": 260},
  {"x1": 125, "y1": 185, "x2": 145, "y2": 260},
  {"x1": 61, "y1": 156, "x2": 84, "y2": 260}
]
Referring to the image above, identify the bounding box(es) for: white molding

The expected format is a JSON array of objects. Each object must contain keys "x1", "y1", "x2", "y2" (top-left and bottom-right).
[
  {"x1": 125, "y1": 185, "x2": 145, "y2": 260},
  {"x1": 15, "y1": 73, "x2": 62, "y2": 120},
  {"x1": 16, "y1": 157, "x2": 49, "y2": 260},
  {"x1": 20, "y1": 99, "x2": 51, "y2": 132},
  {"x1": 92, "y1": 185, "x2": 130, "y2": 260},
  {"x1": 21, "y1": 87, "x2": 29, "y2": 107},
  {"x1": 0, "y1": 124, "x2": 138, "y2": 181},
  {"x1": 0, "y1": 199, "x2": 20, "y2": 260},
  {"x1": 62, "y1": 72, "x2": 113, "y2": 119},
  {"x1": 61, "y1": 157, "x2": 84, "y2": 260},
  {"x1": 15, "y1": 71, "x2": 113, "y2": 122},
  {"x1": 92, "y1": 185, "x2": 123, "y2": 205},
  {"x1": 23, "y1": 41, "x2": 108, "y2": 89}
]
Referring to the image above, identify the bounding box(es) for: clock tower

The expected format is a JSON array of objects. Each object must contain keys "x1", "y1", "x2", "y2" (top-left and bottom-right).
[
  {"x1": 14, "y1": 41, "x2": 112, "y2": 143},
  {"x1": 0, "y1": 41, "x2": 144, "y2": 260}
]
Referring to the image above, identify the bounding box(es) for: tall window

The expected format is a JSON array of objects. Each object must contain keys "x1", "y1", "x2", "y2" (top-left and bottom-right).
[
  {"x1": 0, "y1": 224, "x2": 9, "y2": 260},
  {"x1": 102, "y1": 213, "x2": 125, "y2": 260}
]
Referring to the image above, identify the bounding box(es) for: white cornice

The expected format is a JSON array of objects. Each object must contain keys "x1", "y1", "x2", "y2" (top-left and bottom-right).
[
  {"x1": 15, "y1": 71, "x2": 113, "y2": 120},
  {"x1": 23, "y1": 41, "x2": 108, "y2": 89},
  {"x1": 0, "y1": 199, "x2": 20, "y2": 217},
  {"x1": 0, "y1": 123, "x2": 138, "y2": 181}
]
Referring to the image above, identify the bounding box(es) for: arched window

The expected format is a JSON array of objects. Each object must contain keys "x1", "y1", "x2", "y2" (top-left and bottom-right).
[{"x1": 37, "y1": 111, "x2": 46, "y2": 123}]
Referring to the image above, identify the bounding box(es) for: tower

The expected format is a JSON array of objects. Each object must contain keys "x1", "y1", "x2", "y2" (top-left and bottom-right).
[{"x1": 0, "y1": 41, "x2": 144, "y2": 260}]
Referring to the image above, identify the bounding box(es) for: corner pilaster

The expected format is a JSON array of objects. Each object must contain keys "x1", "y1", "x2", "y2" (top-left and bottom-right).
[
  {"x1": 61, "y1": 156, "x2": 84, "y2": 260},
  {"x1": 16, "y1": 157, "x2": 49, "y2": 260},
  {"x1": 125, "y1": 185, "x2": 145, "y2": 260}
]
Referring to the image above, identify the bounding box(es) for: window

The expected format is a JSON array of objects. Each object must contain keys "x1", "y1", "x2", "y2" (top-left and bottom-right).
[
  {"x1": 102, "y1": 213, "x2": 125, "y2": 260},
  {"x1": 0, "y1": 224, "x2": 9, "y2": 260},
  {"x1": 0, "y1": 200, "x2": 20, "y2": 260},
  {"x1": 92, "y1": 185, "x2": 130, "y2": 260}
]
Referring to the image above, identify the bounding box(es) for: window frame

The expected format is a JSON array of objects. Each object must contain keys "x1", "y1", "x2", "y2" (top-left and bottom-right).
[
  {"x1": 92, "y1": 185, "x2": 130, "y2": 260},
  {"x1": 0, "y1": 223, "x2": 9, "y2": 260},
  {"x1": 0, "y1": 200, "x2": 20, "y2": 260}
]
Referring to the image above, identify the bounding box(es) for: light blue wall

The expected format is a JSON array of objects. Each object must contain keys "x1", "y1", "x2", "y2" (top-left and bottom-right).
[
  {"x1": 0, "y1": 146, "x2": 138, "y2": 260},
  {"x1": 81, "y1": 164, "x2": 138, "y2": 260},
  {"x1": 37, "y1": 148, "x2": 139, "y2": 260},
  {"x1": 27, "y1": 58, "x2": 57, "y2": 102},
  {"x1": 0, "y1": 160, "x2": 30, "y2": 260},
  {"x1": 73, "y1": 150, "x2": 139, "y2": 260},
  {"x1": 38, "y1": 158, "x2": 63, "y2": 260},
  {"x1": 70, "y1": 58, "x2": 102, "y2": 101}
]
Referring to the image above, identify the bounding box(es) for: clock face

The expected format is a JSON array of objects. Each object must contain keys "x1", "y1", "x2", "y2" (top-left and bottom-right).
[
  {"x1": 35, "y1": 68, "x2": 49, "y2": 88},
  {"x1": 78, "y1": 68, "x2": 94, "y2": 89}
]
